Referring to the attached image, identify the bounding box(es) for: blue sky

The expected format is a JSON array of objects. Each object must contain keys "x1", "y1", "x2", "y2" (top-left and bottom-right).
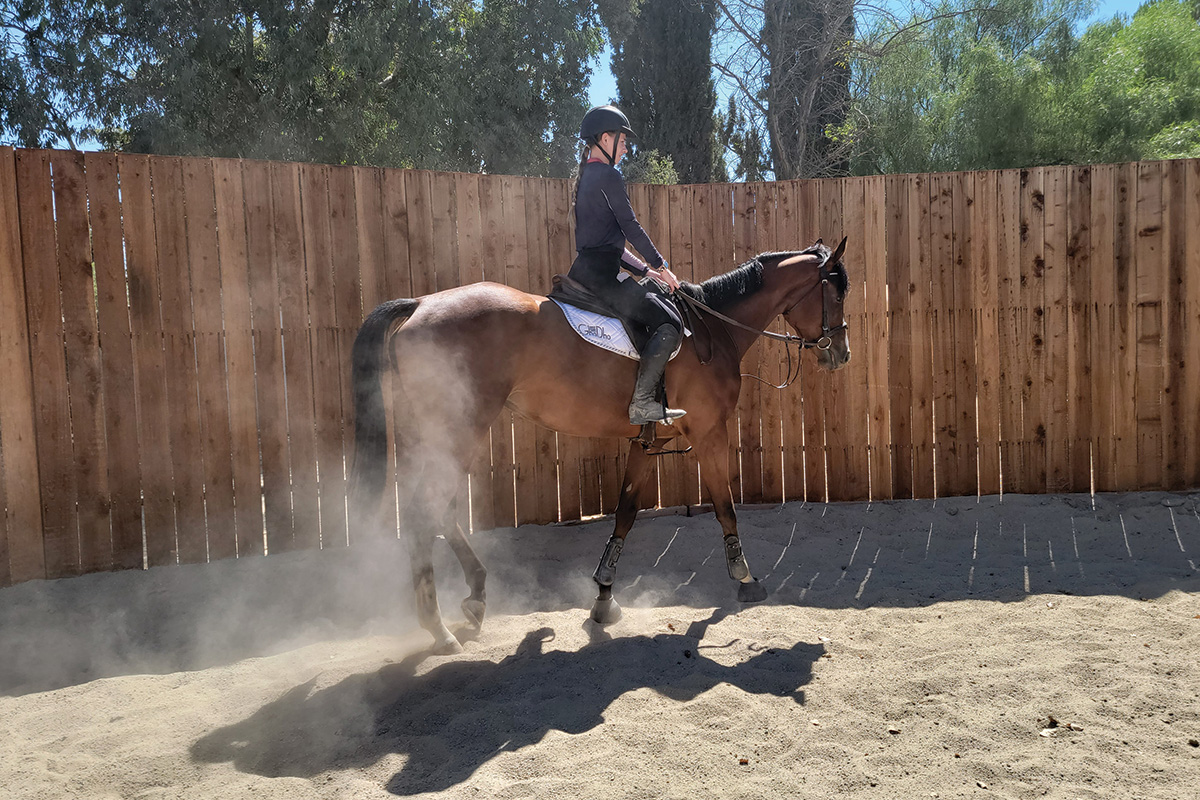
[{"x1": 586, "y1": 0, "x2": 1151, "y2": 108}]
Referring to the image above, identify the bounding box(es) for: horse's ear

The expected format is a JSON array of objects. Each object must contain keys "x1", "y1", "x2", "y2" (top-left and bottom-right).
[
  {"x1": 813, "y1": 238, "x2": 823, "y2": 247},
  {"x1": 831, "y1": 236, "x2": 847, "y2": 263}
]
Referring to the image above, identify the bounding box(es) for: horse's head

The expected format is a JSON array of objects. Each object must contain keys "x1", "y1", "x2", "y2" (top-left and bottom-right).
[{"x1": 779, "y1": 237, "x2": 851, "y2": 371}]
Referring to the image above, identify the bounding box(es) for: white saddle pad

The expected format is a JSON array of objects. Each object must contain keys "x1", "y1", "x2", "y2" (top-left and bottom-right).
[{"x1": 551, "y1": 299, "x2": 684, "y2": 362}]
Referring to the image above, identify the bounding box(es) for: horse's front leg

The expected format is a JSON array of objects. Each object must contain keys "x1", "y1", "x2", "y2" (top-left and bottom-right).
[
  {"x1": 695, "y1": 431, "x2": 769, "y2": 603},
  {"x1": 591, "y1": 439, "x2": 661, "y2": 624}
]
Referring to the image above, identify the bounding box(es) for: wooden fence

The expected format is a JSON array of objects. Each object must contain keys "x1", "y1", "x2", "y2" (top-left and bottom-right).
[{"x1": 1, "y1": 148, "x2": 1198, "y2": 586}]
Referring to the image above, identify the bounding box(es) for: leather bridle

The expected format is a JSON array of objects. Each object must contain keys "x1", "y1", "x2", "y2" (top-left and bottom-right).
[{"x1": 673, "y1": 251, "x2": 848, "y2": 389}]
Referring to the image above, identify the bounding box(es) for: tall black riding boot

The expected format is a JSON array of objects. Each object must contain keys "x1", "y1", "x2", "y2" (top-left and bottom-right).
[{"x1": 629, "y1": 324, "x2": 687, "y2": 425}]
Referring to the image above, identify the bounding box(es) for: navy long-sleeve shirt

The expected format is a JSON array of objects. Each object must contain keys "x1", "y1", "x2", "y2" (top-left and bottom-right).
[{"x1": 574, "y1": 160, "x2": 664, "y2": 274}]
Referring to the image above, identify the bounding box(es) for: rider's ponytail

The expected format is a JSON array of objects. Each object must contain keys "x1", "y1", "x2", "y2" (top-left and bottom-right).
[{"x1": 569, "y1": 141, "x2": 590, "y2": 213}]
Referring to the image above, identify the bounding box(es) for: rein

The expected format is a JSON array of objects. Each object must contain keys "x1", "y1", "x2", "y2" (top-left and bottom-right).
[{"x1": 673, "y1": 255, "x2": 847, "y2": 390}]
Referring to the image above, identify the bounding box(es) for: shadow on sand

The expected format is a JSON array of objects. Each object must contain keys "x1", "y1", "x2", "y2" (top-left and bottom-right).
[{"x1": 190, "y1": 608, "x2": 822, "y2": 795}]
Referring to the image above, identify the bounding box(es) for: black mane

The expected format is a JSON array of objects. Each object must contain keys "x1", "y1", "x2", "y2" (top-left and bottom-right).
[
  {"x1": 676, "y1": 245, "x2": 848, "y2": 311},
  {"x1": 676, "y1": 257, "x2": 765, "y2": 311}
]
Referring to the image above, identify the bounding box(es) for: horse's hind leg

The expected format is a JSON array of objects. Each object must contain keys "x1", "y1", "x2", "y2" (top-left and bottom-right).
[
  {"x1": 407, "y1": 482, "x2": 464, "y2": 654},
  {"x1": 445, "y1": 508, "x2": 487, "y2": 629},
  {"x1": 591, "y1": 439, "x2": 660, "y2": 624},
  {"x1": 694, "y1": 429, "x2": 768, "y2": 603}
]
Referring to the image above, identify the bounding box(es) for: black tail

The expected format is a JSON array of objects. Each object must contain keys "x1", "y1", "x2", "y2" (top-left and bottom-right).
[{"x1": 348, "y1": 298, "x2": 421, "y2": 525}]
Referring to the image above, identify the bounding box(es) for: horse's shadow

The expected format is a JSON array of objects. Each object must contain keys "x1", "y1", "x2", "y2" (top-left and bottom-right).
[{"x1": 191, "y1": 608, "x2": 822, "y2": 796}]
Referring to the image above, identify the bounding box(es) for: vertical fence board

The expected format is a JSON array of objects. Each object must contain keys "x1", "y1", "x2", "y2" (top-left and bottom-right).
[
  {"x1": 405, "y1": 171, "x2": 436, "y2": 297},
  {"x1": 182, "y1": 157, "x2": 237, "y2": 562},
  {"x1": 822, "y1": 179, "x2": 864, "y2": 501},
  {"x1": 1112, "y1": 163, "x2": 1138, "y2": 489},
  {"x1": 152, "y1": 157, "x2": 209, "y2": 563},
  {"x1": 49, "y1": 152, "x2": 111, "y2": 574},
  {"x1": 243, "y1": 160, "x2": 293, "y2": 552},
  {"x1": 18, "y1": 151, "x2": 80, "y2": 576},
  {"x1": 1020, "y1": 168, "x2": 1048, "y2": 492},
  {"x1": 86, "y1": 154, "x2": 143, "y2": 570},
  {"x1": 1043, "y1": 167, "x2": 1070, "y2": 492},
  {"x1": 272, "y1": 163, "x2": 321, "y2": 550},
  {"x1": 213, "y1": 158, "x2": 265, "y2": 557},
  {"x1": 327, "y1": 165, "x2": 362, "y2": 546},
  {"x1": 300, "y1": 163, "x2": 349, "y2": 548},
  {"x1": 1182, "y1": 160, "x2": 1200, "y2": 489},
  {"x1": 973, "y1": 171, "x2": 1001, "y2": 495},
  {"x1": 119, "y1": 155, "x2": 177, "y2": 567},
  {"x1": 1066, "y1": 166, "x2": 1094, "y2": 492},
  {"x1": 1134, "y1": 161, "x2": 1165, "y2": 490},
  {"x1": 885, "y1": 175, "x2": 912, "y2": 498},
  {"x1": 908, "y1": 174, "x2": 935, "y2": 498},
  {"x1": 996, "y1": 169, "x2": 1023, "y2": 495},
  {"x1": 0, "y1": 148, "x2": 44, "y2": 584},
  {"x1": 1089, "y1": 165, "x2": 1117, "y2": 491},
  {"x1": 950, "y1": 172, "x2": 978, "y2": 497},
  {"x1": 1162, "y1": 160, "x2": 1186, "y2": 489},
  {"x1": 929, "y1": 173, "x2": 957, "y2": 497},
  {"x1": 861, "y1": 175, "x2": 892, "y2": 500}
]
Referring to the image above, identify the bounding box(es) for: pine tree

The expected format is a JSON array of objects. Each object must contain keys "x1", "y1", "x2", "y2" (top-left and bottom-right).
[{"x1": 611, "y1": 0, "x2": 719, "y2": 183}]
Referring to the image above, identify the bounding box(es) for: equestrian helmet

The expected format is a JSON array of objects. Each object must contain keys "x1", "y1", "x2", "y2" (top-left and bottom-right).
[{"x1": 579, "y1": 105, "x2": 635, "y2": 142}]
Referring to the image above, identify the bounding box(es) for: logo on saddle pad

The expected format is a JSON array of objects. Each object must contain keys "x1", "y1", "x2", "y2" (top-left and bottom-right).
[
  {"x1": 551, "y1": 299, "x2": 683, "y2": 362},
  {"x1": 578, "y1": 322, "x2": 613, "y2": 341}
]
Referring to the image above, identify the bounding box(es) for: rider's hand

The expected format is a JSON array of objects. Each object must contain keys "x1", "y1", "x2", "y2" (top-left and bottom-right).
[{"x1": 648, "y1": 265, "x2": 681, "y2": 293}]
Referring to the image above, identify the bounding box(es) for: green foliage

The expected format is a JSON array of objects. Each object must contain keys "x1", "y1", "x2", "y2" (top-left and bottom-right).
[
  {"x1": 849, "y1": 0, "x2": 1093, "y2": 174},
  {"x1": 611, "y1": 0, "x2": 719, "y2": 183},
  {"x1": 1, "y1": 1, "x2": 608, "y2": 176},
  {"x1": 620, "y1": 147, "x2": 679, "y2": 184},
  {"x1": 1069, "y1": 0, "x2": 1200, "y2": 163},
  {"x1": 849, "y1": 0, "x2": 1200, "y2": 174}
]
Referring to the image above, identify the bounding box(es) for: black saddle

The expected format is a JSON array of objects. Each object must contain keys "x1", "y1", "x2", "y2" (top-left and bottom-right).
[{"x1": 548, "y1": 273, "x2": 682, "y2": 354}]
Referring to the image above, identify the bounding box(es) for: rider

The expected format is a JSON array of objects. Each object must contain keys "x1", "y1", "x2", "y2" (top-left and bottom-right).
[{"x1": 569, "y1": 104, "x2": 687, "y2": 426}]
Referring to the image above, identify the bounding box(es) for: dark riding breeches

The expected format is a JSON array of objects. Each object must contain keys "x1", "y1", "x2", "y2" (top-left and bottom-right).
[{"x1": 567, "y1": 248, "x2": 682, "y2": 337}]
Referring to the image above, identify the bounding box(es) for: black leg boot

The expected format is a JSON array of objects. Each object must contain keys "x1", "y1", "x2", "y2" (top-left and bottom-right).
[{"x1": 629, "y1": 324, "x2": 687, "y2": 425}]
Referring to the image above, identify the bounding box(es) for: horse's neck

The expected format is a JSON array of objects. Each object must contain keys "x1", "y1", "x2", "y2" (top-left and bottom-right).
[{"x1": 721, "y1": 285, "x2": 792, "y2": 360}]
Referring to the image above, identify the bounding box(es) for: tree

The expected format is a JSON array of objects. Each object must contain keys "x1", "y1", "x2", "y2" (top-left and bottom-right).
[
  {"x1": 847, "y1": 0, "x2": 1093, "y2": 174},
  {"x1": 1069, "y1": 0, "x2": 1200, "y2": 162},
  {"x1": 611, "y1": 0, "x2": 720, "y2": 183},
  {"x1": 845, "y1": 0, "x2": 1200, "y2": 174},
  {"x1": 0, "y1": 1, "x2": 611, "y2": 177},
  {"x1": 714, "y1": 0, "x2": 855, "y2": 179}
]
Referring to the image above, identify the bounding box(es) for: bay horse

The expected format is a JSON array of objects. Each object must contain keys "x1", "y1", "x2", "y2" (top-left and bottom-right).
[{"x1": 349, "y1": 238, "x2": 851, "y2": 653}]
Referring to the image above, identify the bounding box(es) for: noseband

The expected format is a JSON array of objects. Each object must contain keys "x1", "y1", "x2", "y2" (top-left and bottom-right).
[{"x1": 786, "y1": 256, "x2": 848, "y2": 352}]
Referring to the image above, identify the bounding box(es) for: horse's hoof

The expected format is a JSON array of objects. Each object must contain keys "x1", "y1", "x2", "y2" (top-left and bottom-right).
[
  {"x1": 590, "y1": 595, "x2": 623, "y2": 625},
  {"x1": 461, "y1": 598, "x2": 486, "y2": 630},
  {"x1": 737, "y1": 579, "x2": 768, "y2": 603},
  {"x1": 431, "y1": 635, "x2": 464, "y2": 655}
]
